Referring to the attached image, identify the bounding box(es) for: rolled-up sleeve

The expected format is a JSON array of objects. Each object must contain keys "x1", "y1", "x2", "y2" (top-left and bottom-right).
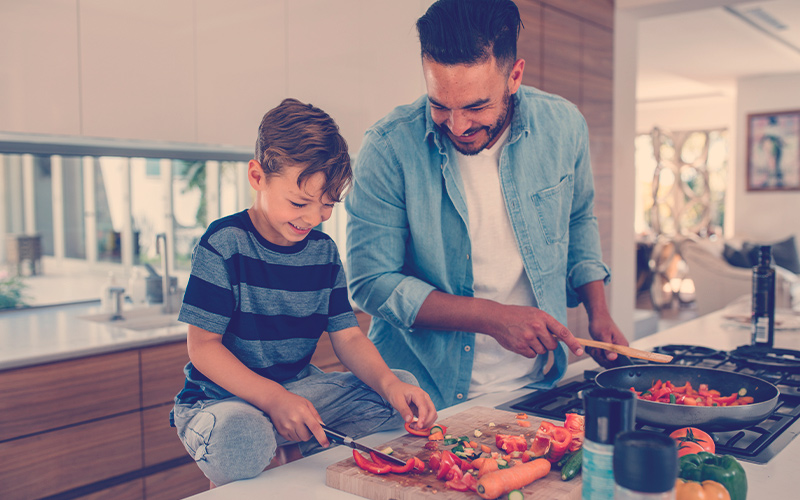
[
  {"x1": 345, "y1": 132, "x2": 436, "y2": 329},
  {"x1": 565, "y1": 115, "x2": 611, "y2": 307}
]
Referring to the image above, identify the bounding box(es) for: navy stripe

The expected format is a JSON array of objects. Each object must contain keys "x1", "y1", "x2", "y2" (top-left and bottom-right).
[{"x1": 230, "y1": 313, "x2": 328, "y2": 341}]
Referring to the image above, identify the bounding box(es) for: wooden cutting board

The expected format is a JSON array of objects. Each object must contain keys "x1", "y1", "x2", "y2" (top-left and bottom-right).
[{"x1": 326, "y1": 406, "x2": 582, "y2": 500}]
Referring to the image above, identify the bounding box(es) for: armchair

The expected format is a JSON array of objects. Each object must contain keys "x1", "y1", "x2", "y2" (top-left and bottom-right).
[{"x1": 678, "y1": 236, "x2": 798, "y2": 316}]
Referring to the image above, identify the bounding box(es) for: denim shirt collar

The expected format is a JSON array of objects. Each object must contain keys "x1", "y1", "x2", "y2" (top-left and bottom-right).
[{"x1": 423, "y1": 91, "x2": 531, "y2": 154}]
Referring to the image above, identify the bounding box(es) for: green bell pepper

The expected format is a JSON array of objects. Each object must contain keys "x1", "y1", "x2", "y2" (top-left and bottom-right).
[{"x1": 678, "y1": 452, "x2": 747, "y2": 500}]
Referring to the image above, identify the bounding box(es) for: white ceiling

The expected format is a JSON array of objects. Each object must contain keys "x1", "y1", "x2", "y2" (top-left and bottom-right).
[{"x1": 618, "y1": 0, "x2": 800, "y2": 102}]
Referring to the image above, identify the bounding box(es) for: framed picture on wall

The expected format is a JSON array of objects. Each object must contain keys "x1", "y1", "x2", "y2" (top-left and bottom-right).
[{"x1": 746, "y1": 109, "x2": 800, "y2": 191}]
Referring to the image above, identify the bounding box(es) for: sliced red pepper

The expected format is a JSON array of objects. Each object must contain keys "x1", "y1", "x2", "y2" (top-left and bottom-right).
[
  {"x1": 714, "y1": 393, "x2": 739, "y2": 405},
  {"x1": 530, "y1": 434, "x2": 551, "y2": 457},
  {"x1": 545, "y1": 426, "x2": 571, "y2": 463},
  {"x1": 441, "y1": 450, "x2": 465, "y2": 470},
  {"x1": 564, "y1": 413, "x2": 585, "y2": 433},
  {"x1": 404, "y1": 421, "x2": 432, "y2": 436},
  {"x1": 412, "y1": 456, "x2": 426, "y2": 473},
  {"x1": 369, "y1": 452, "x2": 415, "y2": 474},
  {"x1": 353, "y1": 450, "x2": 392, "y2": 474},
  {"x1": 495, "y1": 433, "x2": 528, "y2": 453}
]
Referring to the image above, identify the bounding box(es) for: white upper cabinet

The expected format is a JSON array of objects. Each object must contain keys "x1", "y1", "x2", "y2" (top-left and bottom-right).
[
  {"x1": 195, "y1": 0, "x2": 286, "y2": 148},
  {"x1": 0, "y1": 0, "x2": 81, "y2": 136},
  {"x1": 79, "y1": 0, "x2": 195, "y2": 142}
]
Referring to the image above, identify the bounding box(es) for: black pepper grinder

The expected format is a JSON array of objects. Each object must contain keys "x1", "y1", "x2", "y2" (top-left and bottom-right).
[
  {"x1": 751, "y1": 245, "x2": 775, "y2": 347},
  {"x1": 613, "y1": 431, "x2": 678, "y2": 499}
]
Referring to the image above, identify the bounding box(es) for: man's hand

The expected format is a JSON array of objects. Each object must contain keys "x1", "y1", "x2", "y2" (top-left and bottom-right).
[
  {"x1": 381, "y1": 379, "x2": 438, "y2": 430},
  {"x1": 261, "y1": 390, "x2": 330, "y2": 448},
  {"x1": 586, "y1": 311, "x2": 629, "y2": 368},
  {"x1": 489, "y1": 305, "x2": 585, "y2": 358}
]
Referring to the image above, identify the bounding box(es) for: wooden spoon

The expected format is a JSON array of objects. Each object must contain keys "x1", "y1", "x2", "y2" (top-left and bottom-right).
[{"x1": 576, "y1": 338, "x2": 673, "y2": 363}]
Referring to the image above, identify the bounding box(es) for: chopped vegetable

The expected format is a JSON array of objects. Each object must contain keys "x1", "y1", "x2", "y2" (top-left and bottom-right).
[
  {"x1": 508, "y1": 489, "x2": 525, "y2": 500},
  {"x1": 430, "y1": 424, "x2": 448, "y2": 435},
  {"x1": 476, "y1": 458, "x2": 551, "y2": 499},
  {"x1": 496, "y1": 434, "x2": 528, "y2": 453},
  {"x1": 474, "y1": 429, "x2": 484, "y2": 438},
  {"x1": 515, "y1": 413, "x2": 529, "y2": 419},
  {"x1": 353, "y1": 450, "x2": 392, "y2": 474},
  {"x1": 634, "y1": 380, "x2": 754, "y2": 407},
  {"x1": 428, "y1": 431, "x2": 444, "y2": 441},
  {"x1": 518, "y1": 420, "x2": 532, "y2": 427},
  {"x1": 404, "y1": 421, "x2": 432, "y2": 436}
]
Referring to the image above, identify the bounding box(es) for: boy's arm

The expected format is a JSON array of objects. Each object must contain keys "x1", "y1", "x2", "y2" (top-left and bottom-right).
[
  {"x1": 186, "y1": 325, "x2": 329, "y2": 447},
  {"x1": 329, "y1": 326, "x2": 437, "y2": 429}
]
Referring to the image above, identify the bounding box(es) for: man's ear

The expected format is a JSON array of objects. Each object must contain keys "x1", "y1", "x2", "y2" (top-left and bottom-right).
[
  {"x1": 507, "y1": 58, "x2": 525, "y2": 94},
  {"x1": 248, "y1": 160, "x2": 264, "y2": 190}
]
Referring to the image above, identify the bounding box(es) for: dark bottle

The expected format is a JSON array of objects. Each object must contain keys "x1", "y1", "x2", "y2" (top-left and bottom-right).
[{"x1": 751, "y1": 245, "x2": 775, "y2": 347}]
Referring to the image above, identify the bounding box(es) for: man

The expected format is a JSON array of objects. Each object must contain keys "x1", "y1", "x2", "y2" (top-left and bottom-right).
[{"x1": 345, "y1": 0, "x2": 628, "y2": 409}]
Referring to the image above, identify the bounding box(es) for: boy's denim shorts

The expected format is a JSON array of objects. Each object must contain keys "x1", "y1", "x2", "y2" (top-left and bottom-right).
[{"x1": 172, "y1": 364, "x2": 417, "y2": 486}]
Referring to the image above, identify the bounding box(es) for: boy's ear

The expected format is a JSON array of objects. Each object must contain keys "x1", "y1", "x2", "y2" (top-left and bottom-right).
[{"x1": 248, "y1": 160, "x2": 265, "y2": 190}]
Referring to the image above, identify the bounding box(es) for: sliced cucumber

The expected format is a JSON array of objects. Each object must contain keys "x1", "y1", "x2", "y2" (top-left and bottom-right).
[
  {"x1": 443, "y1": 437, "x2": 459, "y2": 445},
  {"x1": 508, "y1": 489, "x2": 524, "y2": 500},
  {"x1": 430, "y1": 425, "x2": 446, "y2": 435}
]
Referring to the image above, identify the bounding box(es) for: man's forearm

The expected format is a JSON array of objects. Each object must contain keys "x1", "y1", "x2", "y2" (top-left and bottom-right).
[
  {"x1": 413, "y1": 290, "x2": 500, "y2": 335},
  {"x1": 576, "y1": 280, "x2": 611, "y2": 320}
]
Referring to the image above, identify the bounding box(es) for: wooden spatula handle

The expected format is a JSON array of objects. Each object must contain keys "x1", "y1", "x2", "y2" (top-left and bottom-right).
[{"x1": 577, "y1": 338, "x2": 673, "y2": 363}]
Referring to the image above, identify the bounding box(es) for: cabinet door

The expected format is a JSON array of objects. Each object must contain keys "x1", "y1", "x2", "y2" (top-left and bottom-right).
[
  {"x1": 0, "y1": 412, "x2": 142, "y2": 500},
  {"x1": 144, "y1": 461, "x2": 209, "y2": 500},
  {"x1": 0, "y1": 350, "x2": 140, "y2": 441},
  {"x1": 141, "y1": 341, "x2": 189, "y2": 408},
  {"x1": 79, "y1": 0, "x2": 196, "y2": 142},
  {"x1": 142, "y1": 404, "x2": 186, "y2": 467},
  {"x1": 0, "y1": 0, "x2": 81, "y2": 135}
]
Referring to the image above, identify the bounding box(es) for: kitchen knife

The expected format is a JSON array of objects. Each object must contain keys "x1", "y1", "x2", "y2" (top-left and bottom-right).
[{"x1": 320, "y1": 424, "x2": 407, "y2": 466}]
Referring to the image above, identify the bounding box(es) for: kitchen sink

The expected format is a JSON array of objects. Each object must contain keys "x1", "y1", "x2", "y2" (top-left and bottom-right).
[{"x1": 79, "y1": 306, "x2": 182, "y2": 331}]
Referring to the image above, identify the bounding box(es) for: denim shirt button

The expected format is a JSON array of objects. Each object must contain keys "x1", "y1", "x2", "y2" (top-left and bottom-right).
[
  {"x1": 456, "y1": 393, "x2": 464, "y2": 400},
  {"x1": 464, "y1": 345, "x2": 471, "y2": 352},
  {"x1": 523, "y1": 246, "x2": 531, "y2": 255},
  {"x1": 466, "y1": 254, "x2": 470, "y2": 260}
]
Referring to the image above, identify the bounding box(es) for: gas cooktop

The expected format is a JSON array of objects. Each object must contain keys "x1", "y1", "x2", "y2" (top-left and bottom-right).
[{"x1": 497, "y1": 344, "x2": 800, "y2": 464}]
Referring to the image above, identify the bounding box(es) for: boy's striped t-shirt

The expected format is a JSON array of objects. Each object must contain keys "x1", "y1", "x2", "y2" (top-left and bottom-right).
[{"x1": 175, "y1": 210, "x2": 358, "y2": 403}]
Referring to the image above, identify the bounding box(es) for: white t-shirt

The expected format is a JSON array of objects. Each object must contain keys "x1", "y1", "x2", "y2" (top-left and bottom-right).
[{"x1": 455, "y1": 127, "x2": 543, "y2": 399}]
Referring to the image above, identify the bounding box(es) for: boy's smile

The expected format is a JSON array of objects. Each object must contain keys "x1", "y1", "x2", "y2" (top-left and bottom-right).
[{"x1": 248, "y1": 162, "x2": 334, "y2": 246}]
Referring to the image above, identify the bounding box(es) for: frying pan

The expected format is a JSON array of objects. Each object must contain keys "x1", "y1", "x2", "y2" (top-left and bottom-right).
[{"x1": 594, "y1": 364, "x2": 780, "y2": 431}]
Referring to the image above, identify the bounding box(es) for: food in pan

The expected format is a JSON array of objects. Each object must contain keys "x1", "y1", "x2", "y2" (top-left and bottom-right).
[{"x1": 629, "y1": 380, "x2": 755, "y2": 407}]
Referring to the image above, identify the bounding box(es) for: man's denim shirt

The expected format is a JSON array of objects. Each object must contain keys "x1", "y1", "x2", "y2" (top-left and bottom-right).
[{"x1": 345, "y1": 85, "x2": 610, "y2": 409}]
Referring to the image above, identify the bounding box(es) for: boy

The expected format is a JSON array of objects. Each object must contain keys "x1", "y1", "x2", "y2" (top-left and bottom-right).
[{"x1": 171, "y1": 98, "x2": 437, "y2": 486}]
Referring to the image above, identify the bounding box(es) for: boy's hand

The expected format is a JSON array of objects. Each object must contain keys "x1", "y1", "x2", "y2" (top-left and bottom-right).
[
  {"x1": 383, "y1": 380, "x2": 438, "y2": 430},
  {"x1": 262, "y1": 390, "x2": 330, "y2": 448}
]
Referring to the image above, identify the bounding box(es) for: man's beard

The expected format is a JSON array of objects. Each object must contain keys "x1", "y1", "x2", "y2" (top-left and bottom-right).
[{"x1": 443, "y1": 90, "x2": 513, "y2": 156}]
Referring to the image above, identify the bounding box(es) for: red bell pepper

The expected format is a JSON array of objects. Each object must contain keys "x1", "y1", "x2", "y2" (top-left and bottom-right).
[
  {"x1": 545, "y1": 425, "x2": 572, "y2": 463},
  {"x1": 369, "y1": 452, "x2": 415, "y2": 474},
  {"x1": 353, "y1": 450, "x2": 392, "y2": 474},
  {"x1": 495, "y1": 433, "x2": 528, "y2": 453}
]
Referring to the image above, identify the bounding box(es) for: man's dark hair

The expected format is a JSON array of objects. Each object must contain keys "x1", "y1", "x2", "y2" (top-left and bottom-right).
[{"x1": 416, "y1": 0, "x2": 522, "y2": 72}]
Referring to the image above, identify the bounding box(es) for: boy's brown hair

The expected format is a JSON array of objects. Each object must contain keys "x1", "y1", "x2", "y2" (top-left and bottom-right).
[{"x1": 255, "y1": 98, "x2": 351, "y2": 202}]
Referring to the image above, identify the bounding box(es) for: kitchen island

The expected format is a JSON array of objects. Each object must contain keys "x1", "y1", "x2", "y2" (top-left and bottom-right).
[{"x1": 185, "y1": 308, "x2": 798, "y2": 500}]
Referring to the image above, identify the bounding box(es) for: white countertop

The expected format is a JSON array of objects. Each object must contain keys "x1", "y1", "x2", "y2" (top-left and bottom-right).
[
  {"x1": 0, "y1": 302, "x2": 187, "y2": 370},
  {"x1": 185, "y1": 309, "x2": 799, "y2": 500}
]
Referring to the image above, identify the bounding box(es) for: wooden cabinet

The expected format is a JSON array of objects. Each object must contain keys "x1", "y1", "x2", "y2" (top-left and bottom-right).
[
  {"x1": 0, "y1": 341, "x2": 206, "y2": 500},
  {"x1": 0, "y1": 412, "x2": 142, "y2": 499},
  {"x1": 516, "y1": 0, "x2": 614, "y2": 346},
  {"x1": 0, "y1": 350, "x2": 140, "y2": 441}
]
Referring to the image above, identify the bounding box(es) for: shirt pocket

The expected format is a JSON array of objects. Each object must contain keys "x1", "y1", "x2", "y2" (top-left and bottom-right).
[{"x1": 531, "y1": 174, "x2": 573, "y2": 245}]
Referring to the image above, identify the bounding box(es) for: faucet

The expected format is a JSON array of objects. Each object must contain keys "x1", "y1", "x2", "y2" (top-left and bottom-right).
[
  {"x1": 155, "y1": 233, "x2": 173, "y2": 314},
  {"x1": 108, "y1": 286, "x2": 126, "y2": 321}
]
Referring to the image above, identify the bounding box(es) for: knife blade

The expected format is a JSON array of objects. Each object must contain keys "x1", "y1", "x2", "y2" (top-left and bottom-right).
[{"x1": 320, "y1": 424, "x2": 406, "y2": 466}]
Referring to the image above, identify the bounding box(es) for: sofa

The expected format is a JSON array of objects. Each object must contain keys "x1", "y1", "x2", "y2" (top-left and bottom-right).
[{"x1": 677, "y1": 236, "x2": 800, "y2": 316}]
